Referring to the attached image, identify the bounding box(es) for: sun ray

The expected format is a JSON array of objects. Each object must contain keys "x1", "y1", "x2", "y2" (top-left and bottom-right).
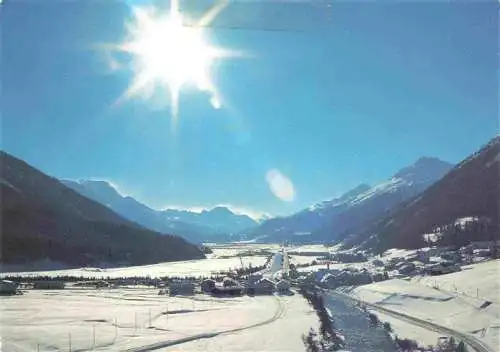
[
  {"x1": 196, "y1": 0, "x2": 229, "y2": 28},
  {"x1": 105, "y1": 0, "x2": 242, "y2": 127}
]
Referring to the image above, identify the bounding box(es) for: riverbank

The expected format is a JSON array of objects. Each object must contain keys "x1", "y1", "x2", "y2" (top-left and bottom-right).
[{"x1": 335, "y1": 261, "x2": 499, "y2": 351}]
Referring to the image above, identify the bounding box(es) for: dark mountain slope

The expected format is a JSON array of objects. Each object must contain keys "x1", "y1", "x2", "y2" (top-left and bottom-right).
[
  {"x1": 1, "y1": 151, "x2": 204, "y2": 267},
  {"x1": 360, "y1": 137, "x2": 500, "y2": 252}
]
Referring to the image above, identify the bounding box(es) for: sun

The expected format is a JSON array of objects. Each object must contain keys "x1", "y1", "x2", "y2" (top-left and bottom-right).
[{"x1": 111, "y1": 0, "x2": 235, "y2": 124}]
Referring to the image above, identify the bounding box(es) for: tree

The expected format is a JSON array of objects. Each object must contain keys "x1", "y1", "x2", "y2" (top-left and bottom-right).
[
  {"x1": 447, "y1": 336, "x2": 457, "y2": 350},
  {"x1": 302, "y1": 328, "x2": 320, "y2": 352},
  {"x1": 456, "y1": 341, "x2": 468, "y2": 352}
]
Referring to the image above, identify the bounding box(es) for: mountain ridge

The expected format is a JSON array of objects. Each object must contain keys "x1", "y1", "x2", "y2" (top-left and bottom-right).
[
  {"x1": 357, "y1": 136, "x2": 500, "y2": 252},
  {"x1": 1, "y1": 151, "x2": 205, "y2": 268},
  {"x1": 62, "y1": 179, "x2": 259, "y2": 241},
  {"x1": 247, "y1": 156, "x2": 453, "y2": 243}
]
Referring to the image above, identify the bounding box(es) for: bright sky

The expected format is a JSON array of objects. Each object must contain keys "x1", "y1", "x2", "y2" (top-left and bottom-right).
[{"x1": 2, "y1": 0, "x2": 498, "y2": 216}]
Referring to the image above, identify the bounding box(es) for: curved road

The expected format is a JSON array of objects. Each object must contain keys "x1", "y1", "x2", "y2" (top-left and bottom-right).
[
  {"x1": 123, "y1": 295, "x2": 286, "y2": 352},
  {"x1": 329, "y1": 290, "x2": 495, "y2": 352}
]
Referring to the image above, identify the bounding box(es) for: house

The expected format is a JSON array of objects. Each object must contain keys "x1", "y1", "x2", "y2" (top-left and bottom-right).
[
  {"x1": 33, "y1": 281, "x2": 65, "y2": 290},
  {"x1": 212, "y1": 283, "x2": 243, "y2": 296},
  {"x1": 169, "y1": 281, "x2": 195, "y2": 296},
  {"x1": 201, "y1": 279, "x2": 216, "y2": 293},
  {"x1": 394, "y1": 261, "x2": 409, "y2": 270},
  {"x1": 473, "y1": 248, "x2": 491, "y2": 258},
  {"x1": 424, "y1": 263, "x2": 461, "y2": 276},
  {"x1": 416, "y1": 247, "x2": 442, "y2": 263},
  {"x1": 321, "y1": 274, "x2": 339, "y2": 289},
  {"x1": 247, "y1": 278, "x2": 276, "y2": 295},
  {"x1": 313, "y1": 268, "x2": 342, "y2": 282},
  {"x1": 94, "y1": 280, "x2": 109, "y2": 288},
  {"x1": 470, "y1": 240, "x2": 500, "y2": 250},
  {"x1": 440, "y1": 251, "x2": 461, "y2": 262},
  {"x1": 404, "y1": 254, "x2": 420, "y2": 262},
  {"x1": 0, "y1": 280, "x2": 18, "y2": 295},
  {"x1": 313, "y1": 269, "x2": 330, "y2": 282},
  {"x1": 397, "y1": 262, "x2": 416, "y2": 276},
  {"x1": 371, "y1": 273, "x2": 386, "y2": 282},
  {"x1": 247, "y1": 274, "x2": 263, "y2": 284},
  {"x1": 222, "y1": 277, "x2": 239, "y2": 287},
  {"x1": 276, "y1": 280, "x2": 290, "y2": 294},
  {"x1": 353, "y1": 271, "x2": 373, "y2": 285}
]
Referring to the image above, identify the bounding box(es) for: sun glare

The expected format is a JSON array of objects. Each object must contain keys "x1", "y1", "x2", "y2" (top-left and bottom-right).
[{"x1": 111, "y1": 0, "x2": 236, "y2": 124}]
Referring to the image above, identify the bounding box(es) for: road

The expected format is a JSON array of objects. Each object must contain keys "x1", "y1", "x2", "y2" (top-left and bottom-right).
[{"x1": 329, "y1": 290, "x2": 496, "y2": 352}]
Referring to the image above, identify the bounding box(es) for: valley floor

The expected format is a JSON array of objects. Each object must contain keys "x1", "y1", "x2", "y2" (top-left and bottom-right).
[{"x1": 1, "y1": 288, "x2": 318, "y2": 352}]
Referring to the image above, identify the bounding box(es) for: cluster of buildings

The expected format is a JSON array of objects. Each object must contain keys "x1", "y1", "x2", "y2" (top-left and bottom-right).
[
  {"x1": 299, "y1": 267, "x2": 381, "y2": 289},
  {"x1": 0, "y1": 279, "x2": 66, "y2": 294},
  {"x1": 0, "y1": 280, "x2": 18, "y2": 295},
  {"x1": 294, "y1": 240, "x2": 499, "y2": 290},
  {"x1": 165, "y1": 274, "x2": 291, "y2": 296},
  {"x1": 382, "y1": 241, "x2": 498, "y2": 278}
]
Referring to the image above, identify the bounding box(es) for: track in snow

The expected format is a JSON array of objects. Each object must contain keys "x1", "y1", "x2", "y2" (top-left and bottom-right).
[{"x1": 123, "y1": 295, "x2": 286, "y2": 352}]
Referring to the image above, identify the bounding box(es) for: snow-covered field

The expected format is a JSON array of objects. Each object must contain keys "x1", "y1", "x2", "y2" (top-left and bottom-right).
[
  {"x1": 208, "y1": 244, "x2": 281, "y2": 258},
  {"x1": 1, "y1": 288, "x2": 317, "y2": 352},
  {"x1": 0, "y1": 243, "x2": 328, "y2": 279},
  {"x1": 0, "y1": 256, "x2": 269, "y2": 279},
  {"x1": 411, "y1": 259, "x2": 500, "y2": 303},
  {"x1": 0, "y1": 244, "x2": 325, "y2": 351},
  {"x1": 296, "y1": 262, "x2": 372, "y2": 274},
  {"x1": 287, "y1": 244, "x2": 331, "y2": 253},
  {"x1": 370, "y1": 311, "x2": 442, "y2": 347},
  {"x1": 338, "y1": 260, "x2": 500, "y2": 350},
  {"x1": 160, "y1": 293, "x2": 319, "y2": 351}
]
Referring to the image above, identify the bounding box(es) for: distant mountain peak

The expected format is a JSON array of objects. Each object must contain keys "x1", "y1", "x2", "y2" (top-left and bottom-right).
[
  {"x1": 62, "y1": 179, "x2": 259, "y2": 237},
  {"x1": 393, "y1": 157, "x2": 452, "y2": 184},
  {"x1": 206, "y1": 206, "x2": 235, "y2": 215},
  {"x1": 249, "y1": 155, "x2": 454, "y2": 244}
]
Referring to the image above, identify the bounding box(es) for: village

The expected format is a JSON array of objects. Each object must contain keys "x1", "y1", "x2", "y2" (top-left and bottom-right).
[
  {"x1": 0, "y1": 247, "x2": 294, "y2": 297},
  {"x1": 290, "y1": 240, "x2": 500, "y2": 291},
  {"x1": 1, "y1": 242, "x2": 498, "y2": 351},
  {"x1": 1, "y1": 240, "x2": 499, "y2": 297}
]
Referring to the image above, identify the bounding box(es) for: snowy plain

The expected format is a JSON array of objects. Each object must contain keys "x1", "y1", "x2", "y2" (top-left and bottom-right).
[
  {"x1": 0, "y1": 243, "x2": 324, "y2": 279},
  {"x1": 1, "y1": 288, "x2": 318, "y2": 352},
  {"x1": 0, "y1": 256, "x2": 269, "y2": 279},
  {"x1": 0, "y1": 244, "x2": 325, "y2": 351}
]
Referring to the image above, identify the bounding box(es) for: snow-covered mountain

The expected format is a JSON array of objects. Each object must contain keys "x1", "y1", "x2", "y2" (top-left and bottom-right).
[
  {"x1": 358, "y1": 136, "x2": 500, "y2": 252},
  {"x1": 162, "y1": 206, "x2": 258, "y2": 233},
  {"x1": 61, "y1": 180, "x2": 258, "y2": 241},
  {"x1": 248, "y1": 157, "x2": 453, "y2": 243}
]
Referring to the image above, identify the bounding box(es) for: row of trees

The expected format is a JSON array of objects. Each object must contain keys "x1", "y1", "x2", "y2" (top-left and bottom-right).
[
  {"x1": 2, "y1": 272, "x2": 259, "y2": 286},
  {"x1": 433, "y1": 218, "x2": 498, "y2": 249},
  {"x1": 299, "y1": 286, "x2": 345, "y2": 351}
]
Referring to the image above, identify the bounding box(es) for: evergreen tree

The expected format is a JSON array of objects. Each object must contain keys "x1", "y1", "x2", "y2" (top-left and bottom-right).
[{"x1": 456, "y1": 341, "x2": 468, "y2": 352}]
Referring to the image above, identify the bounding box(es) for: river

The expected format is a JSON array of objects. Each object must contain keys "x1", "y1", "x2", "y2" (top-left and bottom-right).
[{"x1": 323, "y1": 292, "x2": 398, "y2": 352}]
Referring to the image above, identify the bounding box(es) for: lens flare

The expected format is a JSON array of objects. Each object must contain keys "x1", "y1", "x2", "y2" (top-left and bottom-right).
[{"x1": 266, "y1": 169, "x2": 295, "y2": 202}]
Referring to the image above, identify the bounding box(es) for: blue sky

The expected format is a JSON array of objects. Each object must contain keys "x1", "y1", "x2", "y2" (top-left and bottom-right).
[{"x1": 2, "y1": 0, "x2": 498, "y2": 217}]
